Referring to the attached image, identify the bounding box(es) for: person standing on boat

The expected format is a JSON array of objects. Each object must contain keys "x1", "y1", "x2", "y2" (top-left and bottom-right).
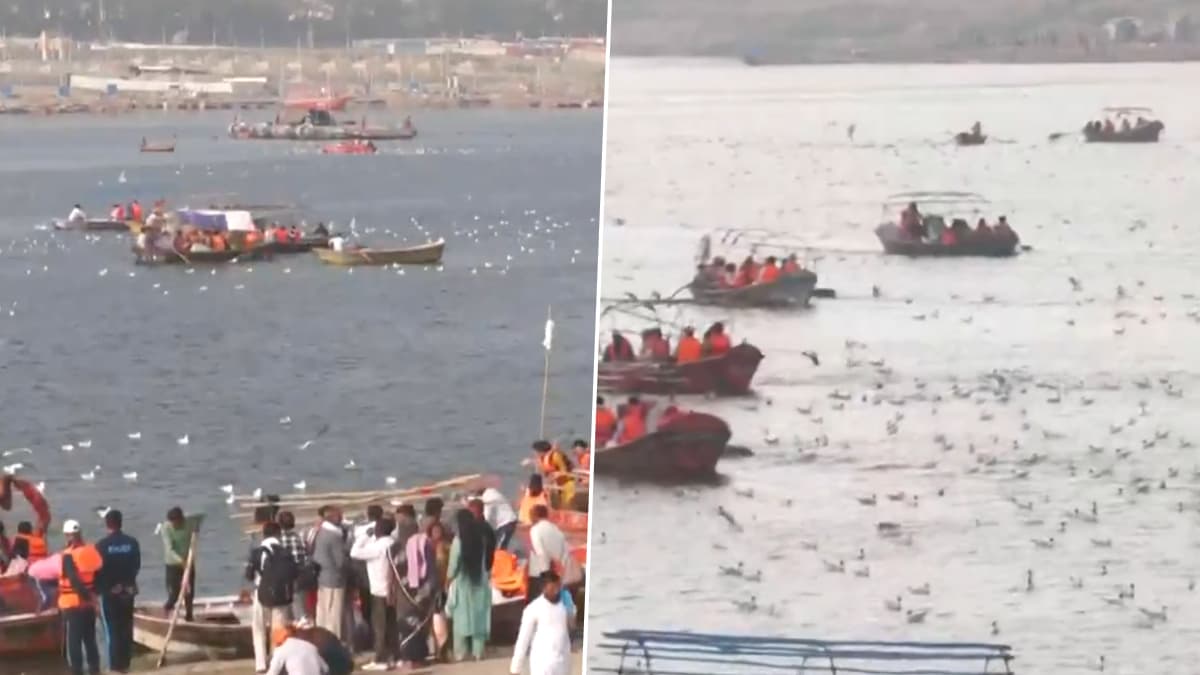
[
  {"x1": 477, "y1": 485, "x2": 518, "y2": 550},
  {"x1": 109, "y1": 203, "x2": 126, "y2": 221},
  {"x1": 68, "y1": 204, "x2": 87, "y2": 224},
  {"x1": 614, "y1": 401, "x2": 647, "y2": 445},
  {"x1": 533, "y1": 440, "x2": 576, "y2": 509},
  {"x1": 780, "y1": 254, "x2": 801, "y2": 275},
  {"x1": 161, "y1": 507, "x2": 195, "y2": 622},
  {"x1": 58, "y1": 519, "x2": 104, "y2": 675},
  {"x1": 572, "y1": 439, "x2": 590, "y2": 474},
  {"x1": 510, "y1": 570, "x2": 573, "y2": 675},
  {"x1": 312, "y1": 505, "x2": 349, "y2": 643},
  {"x1": 674, "y1": 326, "x2": 702, "y2": 364},
  {"x1": 594, "y1": 396, "x2": 617, "y2": 447},
  {"x1": 900, "y1": 202, "x2": 922, "y2": 239},
  {"x1": 94, "y1": 510, "x2": 140, "y2": 673},
  {"x1": 128, "y1": 200, "x2": 143, "y2": 223},
  {"x1": 518, "y1": 475, "x2": 551, "y2": 526}
]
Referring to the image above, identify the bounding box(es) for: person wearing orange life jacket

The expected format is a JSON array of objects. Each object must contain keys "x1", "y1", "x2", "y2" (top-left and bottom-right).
[
  {"x1": 110, "y1": 203, "x2": 126, "y2": 221},
  {"x1": 129, "y1": 200, "x2": 144, "y2": 223},
  {"x1": 639, "y1": 328, "x2": 670, "y2": 361},
  {"x1": 572, "y1": 439, "x2": 590, "y2": 472},
  {"x1": 59, "y1": 518, "x2": 104, "y2": 675},
  {"x1": 675, "y1": 326, "x2": 703, "y2": 364},
  {"x1": 533, "y1": 440, "x2": 576, "y2": 508},
  {"x1": 702, "y1": 321, "x2": 732, "y2": 356},
  {"x1": 758, "y1": 256, "x2": 781, "y2": 284},
  {"x1": 490, "y1": 547, "x2": 527, "y2": 598},
  {"x1": 602, "y1": 330, "x2": 635, "y2": 362},
  {"x1": 615, "y1": 401, "x2": 647, "y2": 444},
  {"x1": 594, "y1": 396, "x2": 617, "y2": 447},
  {"x1": 780, "y1": 254, "x2": 801, "y2": 275},
  {"x1": 733, "y1": 257, "x2": 757, "y2": 287},
  {"x1": 14, "y1": 521, "x2": 48, "y2": 562},
  {"x1": 518, "y1": 475, "x2": 551, "y2": 526}
]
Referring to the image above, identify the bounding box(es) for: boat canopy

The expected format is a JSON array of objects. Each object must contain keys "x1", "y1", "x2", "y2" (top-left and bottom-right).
[
  {"x1": 175, "y1": 209, "x2": 256, "y2": 231},
  {"x1": 592, "y1": 630, "x2": 1015, "y2": 675},
  {"x1": 884, "y1": 190, "x2": 989, "y2": 206},
  {"x1": 1101, "y1": 106, "x2": 1155, "y2": 115}
]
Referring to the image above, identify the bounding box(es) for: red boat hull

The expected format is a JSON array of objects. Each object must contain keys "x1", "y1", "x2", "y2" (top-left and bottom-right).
[
  {"x1": 285, "y1": 95, "x2": 353, "y2": 111},
  {"x1": 596, "y1": 412, "x2": 730, "y2": 480},
  {"x1": 597, "y1": 343, "x2": 763, "y2": 396},
  {"x1": 322, "y1": 142, "x2": 376, "y2": 155}
]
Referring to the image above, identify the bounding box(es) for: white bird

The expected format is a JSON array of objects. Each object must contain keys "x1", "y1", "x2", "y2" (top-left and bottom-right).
[
  {"x1": 225, "y1": 492, "x2": 236, "y2": 505},
  {"x1": 293, "y1": 480, "x2": 307, "y2": 491},
  {"x1": 299, "y1": 440, "x2": 314, "y2": 450},
  {"x1": 80, "y1": 468, "x2": 97, "y2": 480},
  {"x1": 96, "y1": 506, "x2": 111, "y2": 519},
  {"x1": 252, "y1": 487, "x2": 263, "y2": 500},
  {"x1": 62, "y1": 443, "x2": 75, "y2": 452},
  {"x1": 385, "y1": 476, "x2": 398, "y2": 486},
  {"x1": 2, "y1": 462, "x2": 23, "y2": 475},
  {"x1": 34, "y1": 481, "x2": 45, "y2": 493},
  {"x1": 279, "y1": 416, "x2": 292, "y2": 425},
  {"x1": 78, "y1": 440, "x2": 92, "y2": 449},
  {"x1": 153, "y1": 523, "x2": 163, "y2": 535},
  {"x1": 122, "y1": 471, "x2": 138, "y2": 481},
  {"x1": 343, "y1": 460, "x2": 358, "y2": 470},
  {"x1": 127, "y1": 432, "x2": 141, "y2": 440},
  {"x1": 220, "y1": 484, "x2": 234, "y2": 494},
  {"x1": 2, "y1": 448, "x2": 32, "y2": 457},
  {"x1": 177, "y1": 434, "x2": 189, "y2": 446},
  {"x1": 117, "y1": 170, "x2": 127, "y2": 184}
]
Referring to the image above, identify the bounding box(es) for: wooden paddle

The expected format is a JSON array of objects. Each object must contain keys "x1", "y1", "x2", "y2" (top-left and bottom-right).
[{"x1": 156, "y1": 515, "x2": 203, "y2": 668}]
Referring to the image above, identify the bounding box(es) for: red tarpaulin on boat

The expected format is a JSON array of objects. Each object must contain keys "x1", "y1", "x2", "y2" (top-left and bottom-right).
[{"x1": 0, "y1": 476, "x2": 51, "y2": 533}]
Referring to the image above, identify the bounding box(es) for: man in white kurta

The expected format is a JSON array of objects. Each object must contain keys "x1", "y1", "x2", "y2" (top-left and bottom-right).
[{"x1": 510, "y1": 571, "x2": 573, "y2": 675}]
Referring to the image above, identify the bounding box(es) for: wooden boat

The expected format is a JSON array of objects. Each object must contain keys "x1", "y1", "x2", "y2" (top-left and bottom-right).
[
  {"x1": 0, "y1": 580, "x2": 60, "y2": 658},
  {"x1": 313, "y1": 239, "x2": 445, "y2": 266},
  {"x1": 133, "y1": 245, "x2": 269, "y2": 265},
  {"x1": 595, "y1": 411, "x2": 730, "y2": 481},
  {"x1": 597, "y1": 343, "x2": 763, "y2": 396},
  {"x1": 132, "y1": 595, "x2": 254, "y2": 660},
  {"x1": 954, "y1": 131, "x2": 987, "y2": 146},
  {"x1": 263, "y1": 235, "x2": 331, "y2": 254},
  {"x1": 875, "y1": 223, "x2": 1019, "y2": 258},
  {"x1": 54, "y1": 218, "x2": 130, "y2": 232},
  {"x1": 689, "y1": 270, "x2": 817, "y2": 308},
  {"x1": 593, "y1": 630, "x2": 1015, "y2": 675},
  {"x1": 140, "y1": 139, "x2": 176, "y2": 153},
  {"x1": 1083, "y1": 107, "x2": 1163, "y2": 143}
]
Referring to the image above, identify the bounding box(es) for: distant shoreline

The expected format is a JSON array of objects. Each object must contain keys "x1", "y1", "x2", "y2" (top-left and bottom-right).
[{"x1": 611, "y1": 44, "x2": 1200, "y2": 66}]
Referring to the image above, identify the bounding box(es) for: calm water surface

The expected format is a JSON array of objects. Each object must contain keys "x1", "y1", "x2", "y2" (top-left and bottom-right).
[
  {"x1": 589, "y1": 60, "x2": 1200, "y2": 675},
  {"x1": 0, "y1": 109, "x2": 600, "y2": 603}
]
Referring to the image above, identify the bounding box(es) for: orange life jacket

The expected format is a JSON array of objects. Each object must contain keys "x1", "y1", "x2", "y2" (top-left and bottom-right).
[
  {"x1": 595, "y1": 406, "x2": 617, "y2": 446},
  {"x1": 604, "y1": 339, "x2": 634, "y2": 361},
  {"x1": 491, "y1": 549, "x2": 527, "y2": 597},
  {"x1": 676, "y1": 336, "x2": 702, "y2": 364},
  {"x1": 58, "y1": 544, "x2": 103, "y2": 610},
  {"x1": 705, "y1": 333, "x2": 732, "y2": 356},
  {"x1": 538, "y1": 449, "x2": 571, "y2": 478},
  {"x1": 518, "y1": 489, "x2": 550, "y2": 525},
  {"x1": 617, "y1": 413, "x2": 646, "y2": 444},
  {"x1": 759, "y1": 264, "x2": 780, "y2": 284},
  {"x1": 648, "y1": 336, "x2": 670, "y2": 359},
  {"x1": 110, "y1": 206, "x2": 125, "y2": 221},
  {"x1": 130, "y1": 203, "x2": 143, "y2": 222},
  {"x1": 781, "y1": 259, "x2": 799, "y2": 274},
  {"x1": 577, "y1": 451, "x2": 590, "y2": 471},
  {"x1": 14, "y1": 533, "x2": 48, "y2": 562}
]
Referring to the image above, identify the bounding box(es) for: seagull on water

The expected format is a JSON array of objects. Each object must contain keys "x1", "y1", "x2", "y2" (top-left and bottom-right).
[
  {"x1": 177, "y1": 434, "x2": 189, "y2": 446},
  {"x1": 293, "y1": 480, "x2": 307, "y2": 491},
  {"x1": 128, "y1": 432, "x2": 141, "y2": 440},
  {"x1": 122, "y1": 471, "x2": 138, "y2": 482},
  {"x1": 78, "y1": 440, "x2": 92, "y2": 449}
]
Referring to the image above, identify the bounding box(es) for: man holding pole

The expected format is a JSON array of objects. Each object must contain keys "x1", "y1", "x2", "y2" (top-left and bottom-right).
[{"x1": 161, "y1": 507, "x2": 195, "y2": 622}]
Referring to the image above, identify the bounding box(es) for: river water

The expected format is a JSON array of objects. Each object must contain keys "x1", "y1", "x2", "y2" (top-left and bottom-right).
[
  {"x1": 0, "y1": 109, "x2": 600, "y2": 608},
  {"x1": 589, "y1": 60, "x2": 1200, "y2": 675}
]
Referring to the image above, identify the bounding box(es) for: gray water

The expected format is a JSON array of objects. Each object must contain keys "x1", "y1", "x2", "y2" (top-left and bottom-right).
[
  {"x1": 589, "y1": 60, "x2": 1200, "y2": 675},
  {"x1": 0, "y1": 109, "x2": 600, "y2": 600}
]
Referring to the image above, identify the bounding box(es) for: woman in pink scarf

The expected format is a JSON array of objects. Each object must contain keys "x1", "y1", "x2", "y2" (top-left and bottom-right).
[{"x1": 393, "y1": 517, "x2": 437, "y2": 667}]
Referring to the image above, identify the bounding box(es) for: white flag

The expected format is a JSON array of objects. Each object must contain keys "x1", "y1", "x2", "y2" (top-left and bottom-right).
[{"x1": 542, "y1": 317, "x2": 554, "y2": 351}]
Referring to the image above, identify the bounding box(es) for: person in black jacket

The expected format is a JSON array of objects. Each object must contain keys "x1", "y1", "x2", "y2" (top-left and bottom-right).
[{"x1": 94, "y1": 510, "x2": 140, "y2": 673}]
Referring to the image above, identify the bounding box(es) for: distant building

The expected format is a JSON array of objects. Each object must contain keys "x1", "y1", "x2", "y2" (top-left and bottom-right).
[{"x1": 1104, "y1": 17, "x2": 1141, "y2": 43}]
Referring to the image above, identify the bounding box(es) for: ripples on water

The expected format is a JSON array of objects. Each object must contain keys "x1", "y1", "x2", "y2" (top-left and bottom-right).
[
  {"x1": 0, "y1": 109, "x2": 600, "y2": 597},
  {"x1": 590, "y1": 61, "x2": 1200, "y2": 674}
]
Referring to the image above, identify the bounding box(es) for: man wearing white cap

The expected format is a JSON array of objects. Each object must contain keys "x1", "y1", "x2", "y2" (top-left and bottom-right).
[{"x1": 60, "y1": 518, "x2": 104, "y2": 675}]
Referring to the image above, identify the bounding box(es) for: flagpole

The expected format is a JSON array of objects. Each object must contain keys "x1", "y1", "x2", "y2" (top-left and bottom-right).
[{"x1": 539, "y1": 305, "x2": 553, "y2": 438}]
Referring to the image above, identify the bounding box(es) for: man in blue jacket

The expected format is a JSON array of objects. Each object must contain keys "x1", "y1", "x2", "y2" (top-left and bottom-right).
[{"x1": 94, "y1": 510, "x2": 141, "y2": 673}]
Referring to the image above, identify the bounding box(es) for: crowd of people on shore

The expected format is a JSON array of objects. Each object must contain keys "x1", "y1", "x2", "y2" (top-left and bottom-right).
[
  {"x1": 601, "y1": 321, "x2": 734, "y2": 366},
  {"x1": 696, "y1": 253, "x2": 805, "y2": 289},
  {"x1": 897, "y1": 202, "x2": 1018, "y2": 246},
  {"x1": 0, "y1": 465, "x2": 584, "y2": 675}
]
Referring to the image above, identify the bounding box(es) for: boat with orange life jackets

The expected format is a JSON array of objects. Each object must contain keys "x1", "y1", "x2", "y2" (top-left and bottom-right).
[
  {"x1": 595, "y1": 403, "x2": 731, "y2": 481},
  {"x1": 0, "y1": 476, "x2": 60, "y2": 659},
  {"x1": 688, "y1": 234, "x2": 820, "y2": 308},
  {"x1": 876, "y1": 191, "x2": 1023, "y2": 258},
  {"x1": 598, "y1": 341, "x2": 764, "y2": 396}
]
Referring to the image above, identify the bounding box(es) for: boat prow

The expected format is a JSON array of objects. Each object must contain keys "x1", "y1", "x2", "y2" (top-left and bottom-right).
[{"x1": 596, "y1": 411, "x2": 731, "y2": 481}]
